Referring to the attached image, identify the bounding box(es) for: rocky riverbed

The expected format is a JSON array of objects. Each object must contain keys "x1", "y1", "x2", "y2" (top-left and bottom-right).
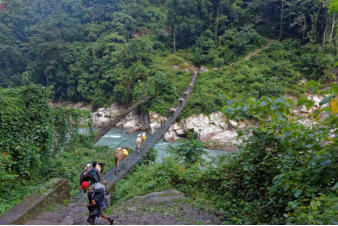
[{"x1": 50, "y1": 93, "x2": 330, "y2": 151}]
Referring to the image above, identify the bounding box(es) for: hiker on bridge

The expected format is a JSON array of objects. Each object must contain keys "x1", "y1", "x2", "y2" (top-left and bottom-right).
[
  {"x1": 136, "y1": 134, "x2": 142, "y2": 152},
  {"x1": 80, "y1": 181, "x2": 114, "y2": 225},
  {"x1": 114, "y1": 147, "x2": 129, "y2": 175}
]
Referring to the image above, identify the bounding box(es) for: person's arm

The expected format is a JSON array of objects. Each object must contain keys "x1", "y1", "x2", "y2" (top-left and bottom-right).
[{"x1": 86, "y1": 199, "x2": 96, "y2": 207}]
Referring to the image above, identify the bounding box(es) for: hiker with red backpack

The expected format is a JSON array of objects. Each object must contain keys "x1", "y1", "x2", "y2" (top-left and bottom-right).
[{"x1": 80, "y1": 181, "x2": 114, "y2": 225}]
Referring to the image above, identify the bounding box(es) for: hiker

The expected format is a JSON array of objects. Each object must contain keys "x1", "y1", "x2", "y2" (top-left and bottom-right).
[
  {"x1": 136, "y1": 134, "x2": 143, "y2": 152},
  {"x1": 80, "y1": 181, "x2": 114, "y2": 225},
  {"x1": 88, "y1": 161, "x2": 102, "y2": 185},
  {"x1": 80, "y1": 162, "x2": 104, "y2": 186},
  {"x1": 114, "y1": 147, "x2": 128, "y2": 175},
  {"x1": 160, "y1": 116, "x2": 166, "y2": 127}
]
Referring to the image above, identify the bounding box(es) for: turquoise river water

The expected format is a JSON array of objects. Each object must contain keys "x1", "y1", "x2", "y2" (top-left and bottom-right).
[{"x1": 95, "y1": 128, "x2": 227, "y2": 162}]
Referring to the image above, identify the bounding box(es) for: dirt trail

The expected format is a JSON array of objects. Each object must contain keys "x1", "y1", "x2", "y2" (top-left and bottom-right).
[
  {"x1": 26, "y1": 190, "x2": 220, "y2": 225},
  {"x1": 243, "y1": 39, "x2": 275, "y2": 62}
]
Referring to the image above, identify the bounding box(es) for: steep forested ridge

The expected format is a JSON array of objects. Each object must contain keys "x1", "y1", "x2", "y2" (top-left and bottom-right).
[{"x1": 0, "y1": 0, "x2": 337, "y2": 113}]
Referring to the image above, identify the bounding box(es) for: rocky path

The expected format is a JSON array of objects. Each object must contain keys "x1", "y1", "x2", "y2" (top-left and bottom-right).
[
  {"x1": 109, "y1": 190, "x2": 220, "y2": 225},
  {"x1": 27, "y1": 190, "x2": 220, "y2": 225},
  {"x1": 26, "y1": 197, "x2": 89, "y2": 225}
]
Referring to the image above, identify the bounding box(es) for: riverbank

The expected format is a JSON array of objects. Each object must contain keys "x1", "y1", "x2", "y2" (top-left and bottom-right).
[{"x1": 50, "y1": 91, "x2": 330, "y2": 152}]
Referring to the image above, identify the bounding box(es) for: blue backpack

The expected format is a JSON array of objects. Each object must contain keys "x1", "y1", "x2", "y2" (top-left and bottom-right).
[{"x1": 89, "y1": 168, "x2": 99, "y2": 184}]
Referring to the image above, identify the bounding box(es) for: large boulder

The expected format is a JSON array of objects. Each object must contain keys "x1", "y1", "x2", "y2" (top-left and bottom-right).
[
  {"x1": 147, "y1": 110, "x2": 245, "y2": 149},
  {"x1": 163, "y1": 130, "x2": 180, "y2": 142},
  {"x1": 117, "y1": 111, "x2": 147, "y2": 134},
  {"x1": 92, "y1": 103, "x2": 125, "y2": 128},
  {"x1": 229, "y1": 120, "x2": 238, "y2": 129}
]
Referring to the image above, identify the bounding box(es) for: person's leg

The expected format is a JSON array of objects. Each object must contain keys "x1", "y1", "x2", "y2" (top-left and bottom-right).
[
  {"x1": 87, "y1": 215, "x2": 96, "y2": 225},
  {"x1": 100, "y1": 213, "x2": 114, "y2": 224}
]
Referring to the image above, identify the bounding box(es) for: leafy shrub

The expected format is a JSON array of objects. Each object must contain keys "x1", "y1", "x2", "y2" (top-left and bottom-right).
[
  {"x1": 140, "y1": 148, "x2": 158, "y2": 165},
  {"x1": 169, "y1": 133, "x2": 206, "y2": 166}
]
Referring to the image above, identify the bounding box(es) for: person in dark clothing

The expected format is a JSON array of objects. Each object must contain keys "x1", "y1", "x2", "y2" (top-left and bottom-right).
[
  {"x1": 80, "y1": 181, "x2": 114, "y2": 225},
  {"x1": 89, "y1": 161, "x2": 101, "y2": 185}
]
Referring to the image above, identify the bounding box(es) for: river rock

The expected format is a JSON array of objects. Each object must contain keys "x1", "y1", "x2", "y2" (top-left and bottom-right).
[
  {"x1": 163, "y1": 130, "x2": 180, "y2": 142},
  {"x1": 92, "y1": 103, "x2": 126, "y2": 128},
  {"x1": 200, "y1": 67, "x2": 209, "y2": 72},
  {"x1": 147, "y1": 110, "x2": 249, "y2": 149},
  {"x1": 117, "y1": 111, "x2": 147, "y2": 134},
  {"x1": 123, "y1": 119, "x2": 139, "y2": 131},
  {"x1": 172, "y1": 123, "x2": 186, "y2": 135},
  {"x1": 209, "y1": 111, "x2": 228, "y2": 129},
  {"x1": 238, "y1": 121, "x2": 246, "y2": 129},
  {"x1": 299, "y1": 94, "x2": 329, "y2": 114},
  {"x1": 175, "y1": 128, "x2": 186, "y2": 136},
  {"x1": 198, "y1": 126, "x2": 224, "y2": 142},
  {"x1": 229, "y1": 120, "x2": 238, "y2": 128},
  {"x1": 212, "y1": 130, "x2": 239, "y2": 145}
]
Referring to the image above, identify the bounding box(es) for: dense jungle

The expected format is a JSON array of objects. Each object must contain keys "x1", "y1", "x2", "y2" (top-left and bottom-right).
[{"x1": 0, "y1": 0, "x2": 337, "y2": 224}]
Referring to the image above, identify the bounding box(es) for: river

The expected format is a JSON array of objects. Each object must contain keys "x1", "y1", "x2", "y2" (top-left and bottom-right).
[{"x1": 95, "y1": 128, "x2": 228, "y2": 162}]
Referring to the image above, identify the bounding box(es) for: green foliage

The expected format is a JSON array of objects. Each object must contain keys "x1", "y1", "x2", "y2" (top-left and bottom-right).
[
  {"x1": 330, "y1": 0, "x2": 338, "y2": 13},
  {"x1": 219, "y1": 84, "x2": 338, "y2": 223},
  {"x1": 112, "y1": 84, "x2": 337, "y2": 224},
  {"x1": 180, "y1": 39, "x2": 337, "y2": 118},
  {"x1": 49, "y1": 145, "x2": 115, "y2": 196},
  {"x1": 0, "y1": 1, "x2": 337, "y2": 221},
  {"x1": 1, "y1": 0, "x2": 336, "y2": 117},
  {"x1": 190, "y1": 26, "x2": 267, "y2": 66},
  {"x1": 169, "y1": 133, "x2": 206, "y2": 166},
  {"x1": 285, "y1": 191, "x2": 338, "y2": 224},
  {"x1": 139, "y1": 148, "x2": 158, "y2": 165},
  {"x1": 112, "y1": 159, "x2": 176, "y2": 207},
  {"x1": 0, "y1": 85, "x2": 53, "y2": 177},
  {"x1": 0, "y1": 85, "x2": 95, "y2": 215}
]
